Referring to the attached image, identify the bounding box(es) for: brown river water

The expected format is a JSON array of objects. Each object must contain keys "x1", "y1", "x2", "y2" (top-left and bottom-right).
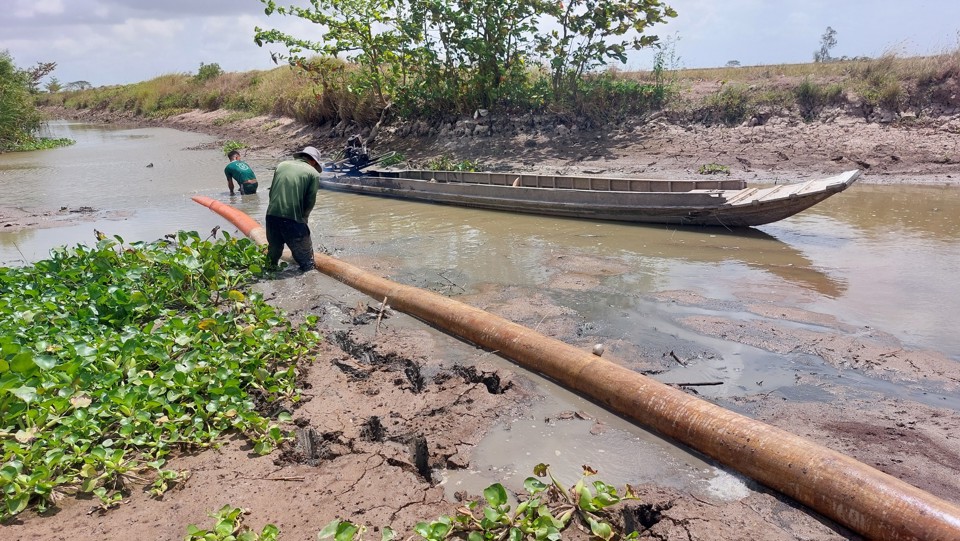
[{"x1": 2, "y1": 121, "x2": 959, "y2": 496}]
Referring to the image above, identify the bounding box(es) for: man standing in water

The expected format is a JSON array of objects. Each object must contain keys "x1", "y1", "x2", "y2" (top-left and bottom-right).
[
  {"x1": 224, "y1": 150, "x2": 258, "y2": 195},
  {"x1": 265, "y1": 146, "x2": 323, "y2": 272}
]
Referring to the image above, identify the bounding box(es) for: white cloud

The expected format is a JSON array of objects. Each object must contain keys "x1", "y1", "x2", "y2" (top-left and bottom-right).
[
  {"x1": 113, "y1": 18, "x2": 185, "y2": 41},
  {"x1": 12, "y1": 0, "x2": 65, "y2": 18}
]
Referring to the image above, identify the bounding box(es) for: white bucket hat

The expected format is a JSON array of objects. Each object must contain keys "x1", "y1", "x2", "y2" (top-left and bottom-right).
[{"x1": 293, "y1": 146, "x2": 323, "y2": 163}]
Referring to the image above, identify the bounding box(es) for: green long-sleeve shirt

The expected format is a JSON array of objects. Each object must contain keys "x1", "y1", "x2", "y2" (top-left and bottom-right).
[{"x1": 265, "y1": 158, "x2": 320, "y2": 223}]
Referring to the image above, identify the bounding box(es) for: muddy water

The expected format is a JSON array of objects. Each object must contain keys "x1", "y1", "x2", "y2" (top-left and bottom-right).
[{"x1": 3, "y1": 121, "x2": 959, "y2": 496}]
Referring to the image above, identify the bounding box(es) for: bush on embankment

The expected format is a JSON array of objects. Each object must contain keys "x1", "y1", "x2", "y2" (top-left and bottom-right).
[{"x1": 1, "y1": 52, "x2": 74, "y2": 152}]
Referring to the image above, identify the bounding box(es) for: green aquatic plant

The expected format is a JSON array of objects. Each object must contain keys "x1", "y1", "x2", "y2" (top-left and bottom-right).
[
  {"x1": 5, "y1": 137, "x2": 75, "y2": 152},
  {"x1": 0, "y1": 231, "x2": 321, "y2": 520},
  {"x1": 697, "y1": 163, "x2": 730, "y2": 175},
  {"x1": 214, "y1": 111, "x2": 257, "y2": 126},
  {"x1": 425, "y1": 155, "x2": 482, "y2": 172},
  {"x1": 320, "y1": 464, "x2": 641, "y2": 541},
  {"x1": 223, "y1": 140, "x2": 248, "y2": 155},
  {"x1": 185, "y1": 505, "x2": 281, "y2": 541}
]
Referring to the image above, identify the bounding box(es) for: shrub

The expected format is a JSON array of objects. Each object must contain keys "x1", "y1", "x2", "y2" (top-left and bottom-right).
[
  {"x1": 195, "y1": 62, "x2": 224, "y2": 83},
  {"x1": 698, "y1": 163, "x2": 730, "y2": 175},
  {"x1": 851, "y1": 54, "x2": 904, "y2": 112},
  {"x1": 425, "y1": 155, "x2": 482, "y2": 171},
  {"x1": 703, "y1": 83, "x2": 752, "y2": 126},
  {"x1": 222, "y1": 140, "x2": 247, "y2": 155},
  {"x1": 793, "y1": 77, "x2": 844, "y2": 120},
  {"x1": 0, "y1": 52, "x2": 45, "y2": 151}
]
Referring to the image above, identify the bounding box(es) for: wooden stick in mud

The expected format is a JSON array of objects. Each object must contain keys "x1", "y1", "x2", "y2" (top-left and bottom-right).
[
  {"x1": 192, "y1": 195, "x2": 960, "y2": 541},
  {"x1": 375, "y1": 296, "x2": 388, "y2": 334}
]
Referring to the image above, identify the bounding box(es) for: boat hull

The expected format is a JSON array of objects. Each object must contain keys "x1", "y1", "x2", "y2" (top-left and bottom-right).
[{"x1": 317, "y1": 170, "x2": 860, "y2": 227}]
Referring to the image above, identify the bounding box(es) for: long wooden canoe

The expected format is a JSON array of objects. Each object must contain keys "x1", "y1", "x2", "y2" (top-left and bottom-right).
[{"x1": 318, "y1": 169, "x2": 860, "y2": 227}]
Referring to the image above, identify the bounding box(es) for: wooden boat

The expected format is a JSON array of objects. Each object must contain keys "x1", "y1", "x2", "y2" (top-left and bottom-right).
[{"x1": 317, "y1": 168, "x2": 860, "y2": 227}]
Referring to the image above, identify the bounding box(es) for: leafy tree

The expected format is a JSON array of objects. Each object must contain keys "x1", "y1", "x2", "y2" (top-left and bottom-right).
[
  {"x1": 535, "y1": 0, "x2": 677, "y2": 100},
  {"x1": 254, "y1": 0, "x2": 417, "y2": 107},
  {"x1": 0, "y1": 51, "x2": 45, "y2": 151},
  {"x1": 254, "y1": 0, "x2": 676, "y2": 116},
  {"x1": 415, "y1": 0, "x2": 544, "y2": 107},
  {"x1": 814, "y1": 26, "x2": 837, "y2": 62},
  {"x1": 726, "y1": 60, "x2": 741, "y2": 67},
  {"x1": 25, "y1": 60, "x2": 57, "y2": 92}
]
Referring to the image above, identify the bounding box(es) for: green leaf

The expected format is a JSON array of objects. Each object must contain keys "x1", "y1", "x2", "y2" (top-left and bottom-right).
[
  {"x1": 33, "y1": 354, "x2": 57, "y2": 370},
  {"x1": 10, "y1": 352, "x2": 36, "y2": 374},
  {"x1": 6, "y1": 493, "x2": 30, "y2": 515},
  {"x1": 588, "y1": 517, "x2": 613, "y2": 541},
  {"x1": 318, "y1": 519, "x2": 342, "y2": 540},
  {"x1": 334, "y1": 520, "x2": 359, "y2": 541},
  {"x1": 11, "y1": 386, "x2": 38, "y2": 404},
  {"x1": 524, "y1": 477, "x2": 548, "y2": 495},
  {"x1": 1, "y1": 461, "x2": 23, "y2": 482},
  {"x1": 483, "y1": 483, "x2": 508, "y2": 507},
  {"x1": 414, "y1": 521, "x2": 431, "y2": 538}
]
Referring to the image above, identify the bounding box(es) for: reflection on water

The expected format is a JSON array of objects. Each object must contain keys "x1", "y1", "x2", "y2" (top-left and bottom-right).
[{"x1": 2, "y1": 121, "x2": 958, "y2": 358}]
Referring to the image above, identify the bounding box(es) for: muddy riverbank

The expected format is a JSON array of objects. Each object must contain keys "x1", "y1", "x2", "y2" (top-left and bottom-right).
[
  {"x1": 42, "y1": 102, "x2": 960, "y2": 186},
  {"x1": 4, "y1": 110, "x2": 960, "y2": 540}
]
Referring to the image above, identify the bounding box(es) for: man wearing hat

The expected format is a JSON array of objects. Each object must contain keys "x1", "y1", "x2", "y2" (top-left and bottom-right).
[{"x1": 265, "y1": 146, "x2": 324, "y2": 272}]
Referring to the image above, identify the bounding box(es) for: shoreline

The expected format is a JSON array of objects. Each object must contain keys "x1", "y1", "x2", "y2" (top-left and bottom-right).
[{"x1": 43, "y1": 106, "x2": 960, "y2": 187}]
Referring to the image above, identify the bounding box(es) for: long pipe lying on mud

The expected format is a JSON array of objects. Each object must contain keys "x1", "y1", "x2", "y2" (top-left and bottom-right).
[{"x1": 193, "y1": 195, "x2": 960, "y2": 541}]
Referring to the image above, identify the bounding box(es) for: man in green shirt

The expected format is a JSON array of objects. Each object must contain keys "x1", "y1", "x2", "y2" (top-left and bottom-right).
[
  {"x1": 265, "y1": 146, "x2": 323, "y2": 272},
  {"x1": 225, "y1": 150, "x2": 258, "y2": 195}
]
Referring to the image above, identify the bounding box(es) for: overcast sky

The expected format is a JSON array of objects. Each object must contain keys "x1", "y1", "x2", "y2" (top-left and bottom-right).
[{"x1": 2, "y1": 0, "x2": 959, "y2": 87}]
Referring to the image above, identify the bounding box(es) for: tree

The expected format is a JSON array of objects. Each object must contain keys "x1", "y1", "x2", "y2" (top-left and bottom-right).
[
  {"x1": 814, "y1": 26, "x2": 837, "y2": 63},
  {"x1": 725, "y1": 60, "x2": 741, "y2": 67},
  {"x1": 255, "y1": 0, "x2": 415, "y2": 107},
  {"x1": 535, "y1": 0, "x2": 677, "y2": 100},
  {"x1": 415, "y1": 0, "x2": 543, "y2": 107},
  {"x1": 65, "y1": 81, "x2": 93, "y2": 91},
  {"x1": 254, "y1": 0, "x2": 676, "y2": 115},
  {"x1": 45, "y1": 77, "x2": 62, "y2": 93},
  {"x1": 0, "y1": 51, "x2": 46, "y2": 151},
  {"x1": 195, "y1": 62, "x2": 224, "y2": 82},
  {"x1": 25, "y1": 61, "x2": 57, "y2": 92}
]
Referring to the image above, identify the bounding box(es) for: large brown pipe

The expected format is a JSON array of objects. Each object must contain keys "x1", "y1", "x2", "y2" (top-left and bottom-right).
[{"x1": 193, "y1": 195, "x2": 960, "y2": 541}]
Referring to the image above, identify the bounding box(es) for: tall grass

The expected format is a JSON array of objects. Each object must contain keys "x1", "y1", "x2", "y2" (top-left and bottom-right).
[{"x1": 36, "y1": 50, "x2": 960, "y2": 128}]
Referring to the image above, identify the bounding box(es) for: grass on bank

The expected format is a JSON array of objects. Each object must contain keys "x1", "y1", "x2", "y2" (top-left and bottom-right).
[
  {"x1": 35, "y1": 49, "x2": 960, "y2": 131},
  {"x1": 0, "y1": 231, "x2": 321, "y2": 521}
]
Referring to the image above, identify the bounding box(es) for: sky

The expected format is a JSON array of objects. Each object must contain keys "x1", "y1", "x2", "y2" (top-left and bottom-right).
[{"x1": 2, "y1": 0, "x2": 959, "y2": 87}]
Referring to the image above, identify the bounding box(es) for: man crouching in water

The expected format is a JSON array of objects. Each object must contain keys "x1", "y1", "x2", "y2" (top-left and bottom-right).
[{"x1": 266, "y1": 146, "x2": 323, "y2": 272}]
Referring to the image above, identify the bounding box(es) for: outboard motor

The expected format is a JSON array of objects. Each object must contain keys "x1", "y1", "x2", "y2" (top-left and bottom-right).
[
  {"x1": 344, "y1": 134, "x2": 370, "y2": 171},
  {"x1": 323, "y1": 135, "x2": 397, "y2": 176}
]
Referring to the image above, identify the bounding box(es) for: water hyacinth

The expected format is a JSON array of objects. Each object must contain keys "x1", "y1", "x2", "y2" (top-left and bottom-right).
[{"x1": 0, "y1": 230, "x2": 321, "y2": 520}]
